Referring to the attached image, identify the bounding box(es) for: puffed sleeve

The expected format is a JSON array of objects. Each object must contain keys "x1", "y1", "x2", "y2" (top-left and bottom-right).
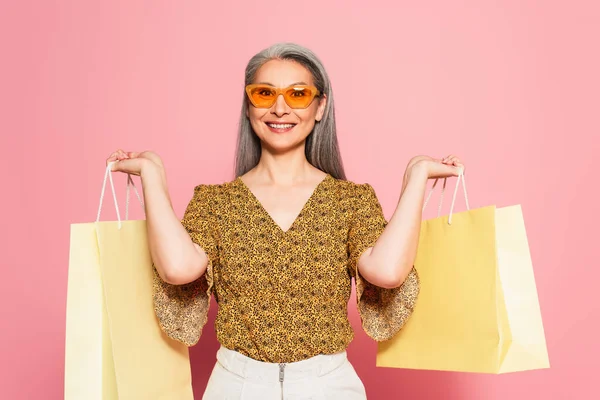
[
  {"x1": 152, "y1": 184, "x2": 218, "y2": 346},
  {"x1": 347, "y1": 183, "x2": 420, "y2": 341}
]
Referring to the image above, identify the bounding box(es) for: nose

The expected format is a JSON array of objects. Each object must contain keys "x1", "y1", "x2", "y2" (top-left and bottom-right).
[{"x1": 271, "y1": 94, "x2": 290, "y2": 117}]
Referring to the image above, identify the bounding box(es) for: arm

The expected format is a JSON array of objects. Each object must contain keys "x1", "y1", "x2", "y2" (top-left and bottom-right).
[
  {"x1": 357, "y1": 155, "x2": 463, "y2": 289},
  {"x1": 108, "y1": 148, "x2": 208, "y2": 286},
  {"x1": 142, "y1": 165, "x2": 208, "y2": 285}
]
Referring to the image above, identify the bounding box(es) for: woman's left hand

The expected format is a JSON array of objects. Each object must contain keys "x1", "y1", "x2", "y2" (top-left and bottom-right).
[{"x1": 406, "y1": 154, "x2": 465, "y2": 180}]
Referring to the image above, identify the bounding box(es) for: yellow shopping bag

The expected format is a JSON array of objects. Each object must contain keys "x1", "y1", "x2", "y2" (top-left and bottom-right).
[
  {"x1": 376, "y1": 174, "x2": 550, "y2": 373},
  {"x1": 65, "y1": 165, "x2": 194, "y2": 399}
]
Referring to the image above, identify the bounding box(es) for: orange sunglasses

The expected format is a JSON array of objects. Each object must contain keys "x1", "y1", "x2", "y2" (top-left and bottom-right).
[{"x1": 245, "y1": 84, "x2": 321, "y2": 109}]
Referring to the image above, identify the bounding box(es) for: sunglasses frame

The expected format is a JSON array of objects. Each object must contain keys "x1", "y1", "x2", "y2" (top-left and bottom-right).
[{"x1": 245, "y1": 84, "x2": 321, "y2": 109}]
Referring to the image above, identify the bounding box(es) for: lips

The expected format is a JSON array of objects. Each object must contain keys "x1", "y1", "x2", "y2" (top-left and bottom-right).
[
  {"x1": 265, "y1": 121, "x2": 297, "y2": 133},
  {"x1": 265, "y1": 122, "x2": 296, "y2": 129}
]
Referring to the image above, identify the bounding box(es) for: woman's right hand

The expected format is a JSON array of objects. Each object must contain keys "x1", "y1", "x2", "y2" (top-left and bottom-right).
[{"x1": 106, "y1": 149, "x2": 165, "y2": 177}]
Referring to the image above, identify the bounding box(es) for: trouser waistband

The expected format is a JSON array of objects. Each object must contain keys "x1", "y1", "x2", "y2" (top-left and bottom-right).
[{"x1": 216, "y1": 346, "x2": 348, "y2": 384}]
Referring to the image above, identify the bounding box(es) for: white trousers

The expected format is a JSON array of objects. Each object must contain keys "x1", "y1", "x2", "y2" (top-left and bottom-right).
[{"x1": 202, "y1": 346, "x2": 367, "y2": 399}]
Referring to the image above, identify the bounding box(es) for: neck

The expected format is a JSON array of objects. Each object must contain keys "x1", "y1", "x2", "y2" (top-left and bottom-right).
[{"x1": 252, "y1": 142, "x2": 318, "y2": 185}]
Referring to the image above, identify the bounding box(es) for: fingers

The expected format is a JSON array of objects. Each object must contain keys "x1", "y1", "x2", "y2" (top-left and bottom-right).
[
  {"x1": 442, "y1": 154, "x2": 457, "y2": 163},
  {"x1": 116, "y1": 149, "x2": 129, "y2": 160},
  {"x1": 106, "y1": 149, "x2": 133, "y2": 174},
  {"x1": 110, "y1": 158, "x2": 142, "y2": 175},
  {"x1": 442, "y1": 154, "x2": 463, "y2": 166},
  {"x1": 106, "y1": 149, "x2": 161, "y2": 175},
  {"x1": 111, "y1": 158, "x2": 128, "y2": 172},
  {"x1": 106, "y1": 151, "x2": 118, "y2": 165},
  {"x1": 107, "y1": 149, "x2": 131, "y2": 165},
  {"x1": 440, "y1": 154, "x2": 465, "y2": 176}
]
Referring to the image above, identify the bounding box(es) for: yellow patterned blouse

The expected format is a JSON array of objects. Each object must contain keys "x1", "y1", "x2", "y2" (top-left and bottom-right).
[{"x1": 153, "y1": 174, "x2": 420, "y2": 363}]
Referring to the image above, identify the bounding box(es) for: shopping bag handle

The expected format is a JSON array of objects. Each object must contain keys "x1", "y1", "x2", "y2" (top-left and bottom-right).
[
  {"x1": 96, "y1": 162, "x2": 145, "y2": 229},
  {"x1": 422, "y1": 167, "x2": 470, "y2": 224}
]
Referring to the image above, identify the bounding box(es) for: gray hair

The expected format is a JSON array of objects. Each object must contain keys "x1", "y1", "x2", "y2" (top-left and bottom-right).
[{"x1": 234, "y1": 42, "x2": 346, "y2": 180}]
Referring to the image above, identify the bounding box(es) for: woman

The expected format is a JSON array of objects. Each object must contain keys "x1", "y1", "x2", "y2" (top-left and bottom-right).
[{"x1": 107, "y1": 42, "x2": 463, "y2": 399}]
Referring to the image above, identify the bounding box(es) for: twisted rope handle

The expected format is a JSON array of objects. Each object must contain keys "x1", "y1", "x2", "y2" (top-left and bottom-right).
[
  {"x1": 96, "y1": 162, "x2": 145, "y2": 229},
  {"x1": 422, "y1": 167, "x2": 470, "y2": 224}
]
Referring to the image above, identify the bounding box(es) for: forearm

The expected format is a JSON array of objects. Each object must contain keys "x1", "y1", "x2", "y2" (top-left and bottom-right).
[
  {"x1": 142, "y1": 166, "x2": 207, "y2": 284},
  {"x1": 358, "y1": 166, "x2": 428, "y2": 288}
]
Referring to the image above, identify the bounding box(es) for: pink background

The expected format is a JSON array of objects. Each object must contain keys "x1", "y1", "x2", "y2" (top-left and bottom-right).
[{"x1": 1, "y1": 1, "x2": 598, "y2": 399}]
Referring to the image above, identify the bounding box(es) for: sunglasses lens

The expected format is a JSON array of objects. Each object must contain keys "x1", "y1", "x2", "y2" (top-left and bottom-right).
[
  {"x1": 249, "y1": 86, "x2": 278, "y2": 107},
  {"x1": 284, "y1": 87, "x2": 316, "y2": 108},
  {"x1": 247, "y1": 85, "x2": 318, "y2": 109}
]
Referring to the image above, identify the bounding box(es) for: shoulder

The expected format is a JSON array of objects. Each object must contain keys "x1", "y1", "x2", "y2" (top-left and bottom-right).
[
  {"x1": 325, "y1": 178, "x2": 381, "y2": 215},
  {"x1": 192, "y1": 178, "x2": 238, "y2": 193},
  {"x1": 189, "y1": 178, "x2": 239, "y2": 203},
  {"x1": 330, "y1": 177, "x2": 377, "y2": 199}
]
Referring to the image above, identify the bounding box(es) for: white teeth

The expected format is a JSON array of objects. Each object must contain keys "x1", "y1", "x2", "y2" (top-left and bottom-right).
[{"x1": 267, "y1": 123, "x2": 295, "y2": 129}]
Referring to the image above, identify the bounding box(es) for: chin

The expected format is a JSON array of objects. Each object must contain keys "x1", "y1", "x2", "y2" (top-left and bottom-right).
[{"x1": 260, "y1": 133, "x2": 308, "y2": 153}]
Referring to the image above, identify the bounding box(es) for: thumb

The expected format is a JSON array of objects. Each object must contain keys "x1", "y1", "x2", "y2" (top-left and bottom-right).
[
  {"x1": 110, "y1": 160, "x2": 123, "y2": 172},
  {"x1": 110, "y1": 158, "x2": 140, "y2": 174}
]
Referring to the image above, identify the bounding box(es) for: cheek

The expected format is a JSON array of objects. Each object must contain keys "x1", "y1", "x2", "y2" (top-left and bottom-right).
[
  {"x1": 295, "y1": 107, "x2": 318, "y2": 126},
  {"x1": 248, "y1": 109, "x2": 266, "y2": 128},
  {"x1": 294, "y1": 112, "x2": 317, "y2": 136}
]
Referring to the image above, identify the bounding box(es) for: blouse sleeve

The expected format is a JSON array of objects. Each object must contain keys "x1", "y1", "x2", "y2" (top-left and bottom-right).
[
  {"x1": 347, "y1": 183, "x2": 420, "y2": 341},
  {"x1": 152, "y1": 184, "x2": 218, "y2": 347}
]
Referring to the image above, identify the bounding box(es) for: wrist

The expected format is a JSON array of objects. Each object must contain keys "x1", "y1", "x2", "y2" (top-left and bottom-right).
[
  {"x1": 141, "y1": 163, "x2": 167, "y2": 189},
  {"x1": 407, "y1": 161, "x2": 430, "y2": 181}
]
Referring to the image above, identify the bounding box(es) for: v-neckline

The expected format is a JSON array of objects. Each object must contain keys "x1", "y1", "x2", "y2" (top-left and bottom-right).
[{"x1": 236, "y1": 174, "x2": 331, "y2": 235}]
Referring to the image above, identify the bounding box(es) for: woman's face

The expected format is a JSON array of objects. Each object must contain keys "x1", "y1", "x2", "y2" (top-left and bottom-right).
[{"x1": 246, "y1": 59, "x2": 327, "y2": 153}]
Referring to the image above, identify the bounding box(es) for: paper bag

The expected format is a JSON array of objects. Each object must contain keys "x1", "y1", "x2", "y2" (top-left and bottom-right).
[
  {"x1": 376, "y1": 174, "x2": 550, "y2": 373},
  {"x1": 65, "y1": 166, "x2": 194, "y2": 399}
]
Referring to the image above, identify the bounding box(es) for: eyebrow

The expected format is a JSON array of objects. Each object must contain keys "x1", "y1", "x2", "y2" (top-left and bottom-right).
[{"x1": 256, "y1": 81, "x2": 309, "y2": 86}]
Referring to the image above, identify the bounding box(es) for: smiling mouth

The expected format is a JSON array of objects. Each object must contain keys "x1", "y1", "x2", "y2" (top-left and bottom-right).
[{"x1": 265, "y1": 122, "x2": 297, "y2": 132}]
